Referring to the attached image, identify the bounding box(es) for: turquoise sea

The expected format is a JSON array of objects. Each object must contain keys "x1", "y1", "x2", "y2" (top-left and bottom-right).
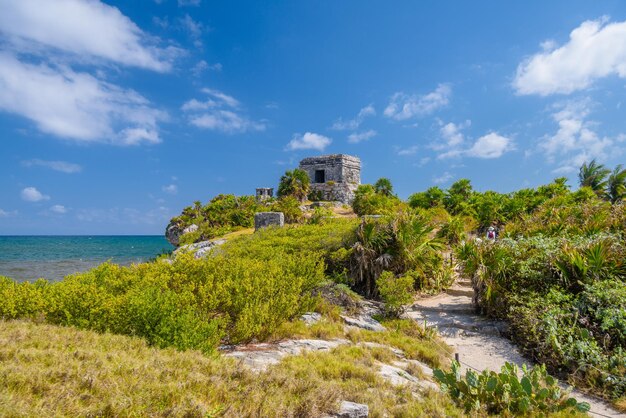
[{"x1": 0, "y1": 236, "x2": 173, "y2": 282}]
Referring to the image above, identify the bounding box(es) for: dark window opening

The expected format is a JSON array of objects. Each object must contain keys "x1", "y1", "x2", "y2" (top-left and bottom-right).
[{"x1": 315, "y1": 170, "x2": 325, "y2": 183}]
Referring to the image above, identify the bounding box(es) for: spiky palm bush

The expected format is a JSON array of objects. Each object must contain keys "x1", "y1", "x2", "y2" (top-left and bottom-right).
[
  {"x1": 579, "y1": 159, "x2": 611, "y2": 198},
  {"x1": 608, "y1": 164, "x2": 626, "y2": 203},
  {"x1": 349, "y1": 212, "x2": 444, "y2": 298},
  {"x1": 277, "y1": 168, "x2": 310, "y2": 202},
  {"x1": 374, "y1": 177, "x2": 394, "y2": 197}
]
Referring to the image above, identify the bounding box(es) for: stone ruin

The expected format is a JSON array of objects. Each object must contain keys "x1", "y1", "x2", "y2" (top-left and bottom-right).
[
  {"x1": 255, "y1": 187, "x2": 273, "y2": 202},
  {"x1": 299, "y1": 154, "x2": 361, "y2": 204},
  {"x1": 254, "y1": 212, "x2": 284, "y2": 231}
]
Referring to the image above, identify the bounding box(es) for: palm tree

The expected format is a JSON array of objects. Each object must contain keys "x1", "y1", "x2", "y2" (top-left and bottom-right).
[
  {"x1": 578, "y1": 159, "x2": 610, "y2": 197},
  {"x1": 277, "y1": 169, "x2": 310, "y2": 202},
  {"x1": 608, "y1": 164, "x2": 626, "y2": 203},
  {"x1": 374, "y1": 178, "x2": 394, "y2": 196}
]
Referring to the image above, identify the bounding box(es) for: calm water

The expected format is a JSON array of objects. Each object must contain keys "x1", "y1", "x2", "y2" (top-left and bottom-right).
[{"x1": 0, "y1": 236, "x2": 173, "y2": 282}]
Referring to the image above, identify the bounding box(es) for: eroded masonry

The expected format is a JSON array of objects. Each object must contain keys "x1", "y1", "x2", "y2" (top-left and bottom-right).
[{"x1": 299, "y1": 154, "x2": 361, "y2": 204}]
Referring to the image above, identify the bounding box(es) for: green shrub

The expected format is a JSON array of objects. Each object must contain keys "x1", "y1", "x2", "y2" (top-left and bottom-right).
[
  {"x1": 270, "y1": 196, "x2": 305, "y2": 223},
  {"x1": 1, "y1": 242, "x2": 327, "y2": 354},
  {"x1": 434, "y1": 361, "x2": 590, "y2": 415},
  {"x1": 376, "y1": 271, "x2": 413, "y2": 317}
]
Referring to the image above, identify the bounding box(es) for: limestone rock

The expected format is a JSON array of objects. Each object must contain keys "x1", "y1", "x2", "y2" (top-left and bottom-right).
[
  {"x1": 341, "y1": 315, "x2": 386, "y2": 332},
  {"x1": 378, "y1": 363, "x2": 419, "y2": 386},
  {"x1": 223, "y1": 338, "x2": 349, "y2": 372},
  {"x1": 300, "y1": 312, "x2": 322, "y2": 326},
  {"x1": 174, "y1": 239, "x2": 226, "y2": 259},
  {"x1": 165, "y1": 223, "x2": 198, "y2": 247},
  {"x1": 336, "y1": 401, "x2": 368, "y2": 418},
  {"x1": 254, "y1": 212, "x2": 284, "y2": 231},
  {"x1": 165, "y1": 222, "x2": 183, "y2": 246}
]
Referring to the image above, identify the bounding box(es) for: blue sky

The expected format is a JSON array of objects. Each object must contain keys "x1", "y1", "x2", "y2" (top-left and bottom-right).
[{"x1": 1, "y1": 0, "x2": 626, "y2": 234}]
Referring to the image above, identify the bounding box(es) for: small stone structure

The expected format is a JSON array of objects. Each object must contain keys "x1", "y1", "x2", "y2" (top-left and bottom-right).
[
  {"x1": 255, "y1": 187, "x2": 273, "y2": 202},
  {"x1": 254, "y1": 212, "x2": 284, "y2": 231},
  {"x1": 299, "y1": 154, "x2": 361, "y2": 203}
]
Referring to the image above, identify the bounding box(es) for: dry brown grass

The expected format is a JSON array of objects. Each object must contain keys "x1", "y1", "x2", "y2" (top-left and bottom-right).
[{"x1": 0, "y1": 320, "x2": 464, "y2": 417}]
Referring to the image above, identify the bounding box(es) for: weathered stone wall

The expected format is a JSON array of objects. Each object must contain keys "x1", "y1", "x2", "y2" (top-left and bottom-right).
[
  {"x1": 254, "y1": 212, "x2": 285, "y2": 231},
  {"x1": 299, "y1": 154, "x2": 360, "y2": 203}
]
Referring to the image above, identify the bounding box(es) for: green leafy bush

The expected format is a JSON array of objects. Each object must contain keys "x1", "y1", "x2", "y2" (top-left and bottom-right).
[
  {"x1": 0, "y1": 243, "x2": 326, "y2": 354},
  {"x1": 376, "y1": 271, "x2": 413, "y2": 317},
  {"x1": 434, "y1": 361, "x2": 590, "y2": 415}
]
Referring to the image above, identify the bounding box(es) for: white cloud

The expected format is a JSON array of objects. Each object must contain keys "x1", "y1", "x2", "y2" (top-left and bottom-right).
[
  {"x1": 0, "y1": 0, "x2": 176, "y2": 72},
  {"x1": 348, "y1": 130, "x2": 377, "y2": 144},
  {"x1": 21, "y1": 159, "x2": 82, "y2": 173},
  {"x1": 162, "y1": 184, "x2": 178, "y2": 194},
  {"x1": 433, "y1": 172, "x2": 453, "y2": 184},
  {"x1": 434, "y1": 120, "x2": 513, "y2": 160},
  {"x1": 465, "y1": 133, "x2": 514, "y2": 159},
  {"x1": 50, "y1": 204, "x2": 67, "y2": 214},
  {"x1": 431, "y1": 120, "x2": 470, "y2": 159},
  {"x1": 189, "y1": 110, "x2": 265, "y2": 133},
  {"x1": 21, "y1": 187, "x2": 50, "y2": 202},
  {"x1": 183, "y1": 88, "x2": 265, "y2": 134},
  {"x1": 201, "y1": 88, "x2": 240, "y2": 108},
  {"x1": 0, "y1": 209, "x2": 15, "y2": 217},
  {"x1": 440, "y1": 120, "x2": 469, "y2": 148},
  {"x1": 191, "y1": 60, "x2": 222, "y2": 77},
  {"x1": 331, "y1": 104, "x2": 375, "y2": 130},
  {"x1": 178, "y1": 0, "x2": 201, "y2": 6},
  {"x1": 179, "y1": 14, "x2": 204, "y2": 47},
  {"x1": 540, "y1": 99, "x2": 622, "y2": 173},
  {"x1": 397, "y1": 145, "x2": 419, "y2": 156},
  {"x1": 181, "y1": 98, "x2": 218, "y2": 111},
  {"x1": 433, "y1": 120, "x2": 471, "y2": 158},
  {"x1": 286, "y1": 132, "x2": 332, "y2": 151},
  {"x1": 514, "y1": 18, "x2": 626, "y2": 95},
  {"x1": 384, "y1": 84, "x2": 451, "y2": 120},
  {"x1": 0, "y1": 53, "x2": 165, "y2": 144}
]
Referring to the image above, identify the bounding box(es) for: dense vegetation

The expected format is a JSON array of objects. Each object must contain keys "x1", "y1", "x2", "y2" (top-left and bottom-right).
[
  {"x1": 435, "y1": 361, "x2": 589, "y2": 415},
  {"x1": 456, "y1": 199, "x2": 626, "y2": 405},
  {"x1": 2, "y1": 158, "x2": 625, "y2": 415},
  {"x1": 0, "y1": 320, "x2": 462, "y2": 417}
]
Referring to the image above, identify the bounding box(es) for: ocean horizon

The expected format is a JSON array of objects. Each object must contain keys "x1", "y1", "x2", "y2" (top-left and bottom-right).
[{"x1": 0, "y1": 235, "x2": 173, "y2": 283}]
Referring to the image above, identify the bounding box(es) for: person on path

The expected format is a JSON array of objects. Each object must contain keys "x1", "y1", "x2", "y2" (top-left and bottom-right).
[{"x1": 486, "y1": 226, "x2": 497, "y2": 241}]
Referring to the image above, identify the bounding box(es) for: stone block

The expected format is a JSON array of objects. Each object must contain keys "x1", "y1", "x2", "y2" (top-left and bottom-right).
[{"x1": 254, "y1": 212, "x2": 284, "y2": 231}]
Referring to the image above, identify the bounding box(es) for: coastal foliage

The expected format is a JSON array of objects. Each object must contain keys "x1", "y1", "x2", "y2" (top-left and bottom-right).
[
  {"x1": 277, "y1": 168, "x2": 310, "y2": 202},
  {"x1": 0, "y1": 245, "x2": 327, "y2": 353},
  {"x1": 0, "y1": 320, "x2": 464, "y2": 418},
  {"x1": 456, "y1": 200, "x2": 626, "y2": 403},
  {"x1": 349, "y1": 212, "x2": 446, "y2": 298},
  {"x1": 434, "y1": 361, "x2": 590, "y2": 415},
  {"x1": 171, "y1": 194, "x2": 261, "y2": 244}
]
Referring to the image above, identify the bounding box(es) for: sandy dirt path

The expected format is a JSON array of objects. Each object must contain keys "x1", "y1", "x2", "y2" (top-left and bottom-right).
[{"x1": 406, "y1": 278, "x2": 623, "y2": 417}]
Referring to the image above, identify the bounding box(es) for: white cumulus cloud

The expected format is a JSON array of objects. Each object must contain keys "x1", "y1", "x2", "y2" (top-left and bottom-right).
[
  {"x1": 162, "y1": 184, "x2": 178, "y2": 194},
  {"x1": 0, "y1": 53, "x2": 165, "y2": 144},
  {"x1": 348, "y1": 130, "x2": 377, "y2": 144},
  {"x1": 21, "y1": 187, "x2": 50, "y2": 202},
  {"x1": 331, "y1": 105, "x2": 376, "y2": 130},
  {"x1": 540, "y1": 99, "x2": 622, "y2": 173},
  {"x1": 183, "y1": 88, "x2": 265, "y2": 134},
  {"x1": 21, "y1": 159, "x2": 82, "y2": 173},
  {"x1": 50, "y1": 204, "x2": 67, "y2": 214},
  {"x1": 466, "y1": 133, "x2": 514, "y2": 159},
  {"x1": 384, "y1": 84, "x2": 451, "y2": 120},
  {"x1": 286, "y1": 132, "x2": 332, "y2": 151},
  {"x1": 0, "y1": 0, "x2": 177, "y2": 71},
  {"x1": 397, "y1": 145, "x2": 419, "y2": 156},
  {"x1": 433, "y1": 172, "x2": 453, "y2": 184},
  {"x1": 0, "y1": 0, "x2": 171, "y2": 145},
  {"x1": 514, "y1": 18, "x2": 626, "y2": 95}
]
